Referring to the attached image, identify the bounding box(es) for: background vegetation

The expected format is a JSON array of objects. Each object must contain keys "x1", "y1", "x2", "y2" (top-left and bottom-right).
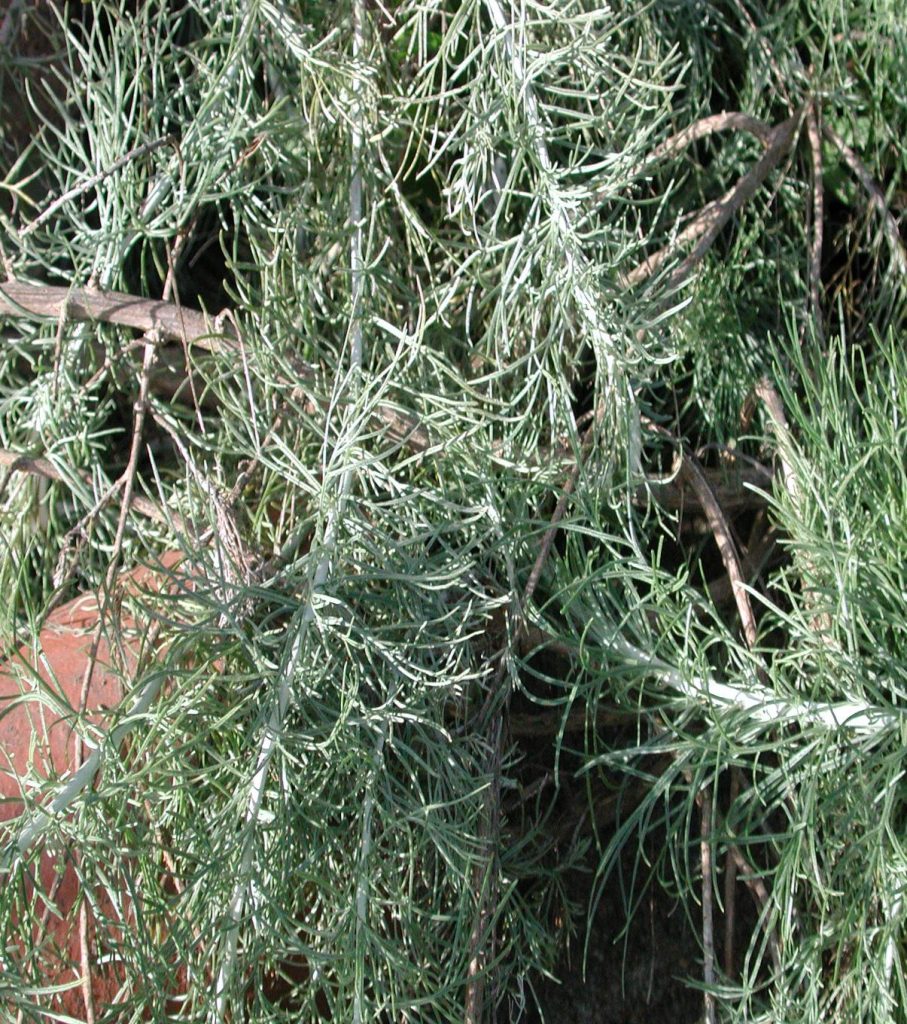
[{"x1": 0, "y1": 0, "x2": 904, "y2": 1021}]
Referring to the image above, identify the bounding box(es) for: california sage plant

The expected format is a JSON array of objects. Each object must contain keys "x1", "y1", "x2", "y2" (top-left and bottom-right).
[{"x1": 0, "y1": 1, "x2": 904, "y2": 1022}]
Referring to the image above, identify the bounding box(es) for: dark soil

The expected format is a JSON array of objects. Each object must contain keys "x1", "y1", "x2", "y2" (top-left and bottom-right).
[{"x1": 520, "y1": 860, "x2": 703, "y2": 1024}]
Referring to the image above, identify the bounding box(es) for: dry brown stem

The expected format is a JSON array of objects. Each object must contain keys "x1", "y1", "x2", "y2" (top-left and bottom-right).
[
  {"x1": 753, "y1": 379, "x2": 803, "y2": 519},
  {"x1": 680, "y1": 455, "x2": 758, "y2": 649},
  {"x1": 675, "y1": 440, "x2": 762, "y2": 985},
  {"x1": 0, "y1": 447, "x2": 181, "y2": 531},
  {"x1": 0, "y1": 283, "x2": 441, "y2": 528},
  {"x1": 644, "y1": 418, "x2": 770, "y2": 996},
  {"x1": 523, "y1": 415, "x2": 601, "y2": 608},
  {"x1": 644, "y1": 421, "x2": 759, "y2": 650},
  {"x1": 806, "y1": 102, "x2": 825, "y2": 333},
  {"x1": 707, "y1": 522, "x2": 777, "y2": 607},
  {"x1": 0, "y1": 280, "x2": 237, "y2": 352},
  {"x1": 755, "y1": 378, "x2": 832, "y2": 633},
  {"x1": 727, "y1": 845, "x2": 782, "y2": 976},
  {"x1": 822, "y1": 122, "x2": 907, "y2": 279},
  {"x1": 594, "y1": 111, "x2": 773, "y2": 208},
  {"x1": 646, "y1": 111, "x2": 773, "y2": 164},
  {"x1": 639, "y1": 461, "x2": 772, "y2": 515},
  {"x1": 78, "y1": 897, "x2": 95, "y2": 1024},
  {"x1": 622, "y1": 109, "x2": 803, "y2": 290}
]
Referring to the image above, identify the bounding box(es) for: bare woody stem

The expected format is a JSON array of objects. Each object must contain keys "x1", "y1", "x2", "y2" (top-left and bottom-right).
[
  {"x1": 622, "y1": 109, "x2": 803, "y2": 290},
  {"x1": 805, "y1": 102, "x2": 825, "y2": 332},
  {"x1": 591, "y1": 111, "x2": 774, "y2": 208},
  {"x1": 643, "y1": 421, "x2": 759, "y2": 650},
  {"x1": 645, "y1": 111, "x2": 773, "y2": 163},
  {"x1": 822, "y1": 122, "x2": 907, "y2": 279},
  {"x1": 0, "y1": 280, "x2": 237, "y2": 352},
  {"x1": 0, "y1": 447, "x2": 182, "y2": 531}
]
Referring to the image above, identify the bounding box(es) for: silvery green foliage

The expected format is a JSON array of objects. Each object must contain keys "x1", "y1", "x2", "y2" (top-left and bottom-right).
[{"x1": 0, "y1": 0, "x2": 904, "y2": 1021}]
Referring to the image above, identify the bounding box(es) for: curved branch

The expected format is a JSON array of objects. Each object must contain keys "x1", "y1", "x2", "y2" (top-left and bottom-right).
[
  {"x1": 646, "y1": 111, "x2": 773, "y2": 165},
  {"x1": 622, "y1": 109, "x2": 803, "y2": 290}
]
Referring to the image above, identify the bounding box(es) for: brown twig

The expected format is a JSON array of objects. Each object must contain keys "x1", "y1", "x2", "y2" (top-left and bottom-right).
[
  {"x1": 645, "y1": 422, "x2": 758, "y2": 650},
  {"x1": 683, "y1": 449, "x2": 760, "y2": 980},
  {"x1": 646, "y1": 111, "x2": 773, "y2": 164},
  {"x1": 805, "y1": 102, "x2": 825, "y2": 337},
  {"x1": 822, "y1": 122, "x2": 907, "y2": 279},
  {"x1": 706, "y1": 521, "x2": 777, "y2": 607},
  {"x1": 0, "y1": 280, "x2": 237, "y2": 352},
  {"x1": 621, "y1": 110, "x2": 803, "y2": 291},
  {"x1": 677, "y1": 451, "x2": 754, "y2": 995},
  {"x1": 727, "y1": 846, "x2": 782, "y2": 976},
  {"x1": 523, "y1": 415, "x2": 601, "y2": 608},
  {"x1": 78, "y1": 895, "x2": 95, "y2": 1024},
  {"x1": 638, "y1": 460, "x2": 773, "y2": 516},
  {"x1": 0, "y1": 447, "x2": 184, "y2": 532},
  {"x1": 0, "y1": 448, "x2": 65, "y2": 484},
  {"x1": 751, "y1": 381, "x2": 800, "y2": 509},
  {"x1": 652, "y1": 707, "x2": 784, "y2": 997},
  {"x1": 645, "y1": 419, "x2": 770, "y2": 994},
  {"x1": 593, "y1": 111, "x2": 773, "y2": 208},
  {"x1": 0, "y1": 274, "x2": 255, "y2": 424},
  {"x1": 754, "y1": 378, "x2": 831, "y2": 633},
  {"x1": 667, "y1": 110, "x2": 803, "y2": 292},
  {"x1": 103, "y1": 342, "x2": 158, "y2": 602},
  {"x1": 683, "y1": 454, "x2": 758, "y2": 649}
]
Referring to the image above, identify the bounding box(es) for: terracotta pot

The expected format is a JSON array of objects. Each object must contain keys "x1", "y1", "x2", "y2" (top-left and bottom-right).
[
  {"x1": 1, "y1": 551, "x2": 325, "y2": 1020},
  {"x1": 0, "y1": 551, "x2": 186, "y2": 1020}
]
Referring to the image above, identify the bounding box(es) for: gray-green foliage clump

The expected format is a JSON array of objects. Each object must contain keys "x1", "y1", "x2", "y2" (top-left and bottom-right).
[{"x1": 0, "y1": 0, "x2": 904, "y2": 1021}]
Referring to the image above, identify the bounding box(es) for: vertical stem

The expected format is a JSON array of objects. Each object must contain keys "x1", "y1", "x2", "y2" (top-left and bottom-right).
[
  {"x1": 701, "y1": 788, "x2": 717, "y2": 1024},
  {"x1": 348, "y1": 0, "x2": 365, "y2": 376},
  {"x1": 805, "y1": 101, "x2": 824, "y2": 340},
  {"x1": 349, "y1": 7, "x2": 370, "y2": 1020},
  {"x1": 213, "y1": 2, "x2": 368, "y2": 1017},
  {"x1": 723, "y1": 767, "x2": 741, "y2": 977},
  {"x1": 483, "y1": 0, "x2": 620, "y2": 403}
]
